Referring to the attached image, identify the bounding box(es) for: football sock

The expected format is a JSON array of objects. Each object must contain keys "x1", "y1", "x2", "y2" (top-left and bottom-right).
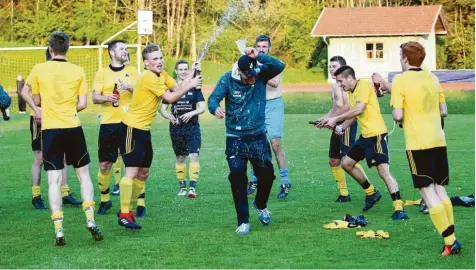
[
  {"x1": 429, "y1": 203, "x2": 456, "y2": 245},
  {"x1": 331, "y1": 166, "x2": 348, "y2": 196},
  {"x1": 179, "y1": 181, "x2": 186, "y2": 188},
  {"x1": 279, "y1": 168, "x2": 290, "y2": 185},
  {"x1": 360, "y1": 180, "x2": 376, "y2": 196},
  {"x1": 98, "y1": 170, "x2": 112, "y2": 202},
  {"x1": 137, "y1": 185, "x2": 146, "y2": 207},
  {"x1": 113, "y1": 157, "x2": 122, "y2": 185},
  {"x1": 51, "y1": 211, "x2": 64, "y2": 231},
  {"x1": 82, "y1": 201, "x2": 96, "y2": 225},
  {"x1": 130, "y1": 179, "x2": 145, "y2": 210},
  {"x1": 119, "y1": 177, "x2": 133, "y2": 213},
  {"x1": 189, "y1": 161, "x2": 200, "y2": 183},
  {"x1": 442, "y1": 198, "x2": 454, "y2": 226},
  {"x1": 61, "y1": 185, "x2": 70, "y2": 197},
  {"x1": 32, "y1": 186, "x2": 41, "y2": 198}
]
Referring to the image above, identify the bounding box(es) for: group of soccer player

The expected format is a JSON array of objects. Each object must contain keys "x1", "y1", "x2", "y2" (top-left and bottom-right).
[
  {"x1": 19, "y1": 30, "x2": 461, "y2": 256},
  {"x1": 314, "y1": 42, "x2": 461, "y2": 256}
]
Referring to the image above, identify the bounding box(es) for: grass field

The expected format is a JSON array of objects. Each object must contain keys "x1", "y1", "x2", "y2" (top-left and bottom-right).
[{"x1": 0, "y1": 94, "x2": 474, "y2": 268}]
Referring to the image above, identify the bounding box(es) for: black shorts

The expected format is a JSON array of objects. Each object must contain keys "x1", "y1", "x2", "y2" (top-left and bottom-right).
[
  {"x1": 98, "y1": 123, "x2": 121, "y2": 162},
  {"x1": 30, "y1": 116, "x2": 41, "y2": 151},
  {"x1": 406, "y1": 147, "x2": 449, "y2": 189},
  {"x1": 120, "y1": 122, "x2": 153, "y2": 168},
  {"x1": 42, "y1": 126, "x2": 90, "y2": 171},
  {"x1": 225, "y1": 133, "x2": 272, "y2": 162},
  {"x1": 169, "y1": 123, "x2": 201, "y2": 156},
  {"x1": 328, "y1": 121, "x2": 357, "y2": 159},
  {"x1": 346, "y1": 133, "x2": 389, "y2": 168}
]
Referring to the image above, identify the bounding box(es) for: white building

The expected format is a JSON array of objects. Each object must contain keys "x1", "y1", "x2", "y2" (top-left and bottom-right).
[{"x1": 310, "y1": 5, "x2": 448, "y2": 81}]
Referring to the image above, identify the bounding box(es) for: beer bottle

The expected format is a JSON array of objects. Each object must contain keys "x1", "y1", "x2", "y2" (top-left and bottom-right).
[
  {"x1": 112, "y1": 83, "x2": 120, "y2": 107},
  {"x1": 194, "y1": 63, "x2": 201, "y2": 91}
]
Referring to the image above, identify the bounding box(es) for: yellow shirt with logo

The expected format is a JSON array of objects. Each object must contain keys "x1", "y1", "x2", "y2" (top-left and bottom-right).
[
  {"x1": 93, "y1": 65, "x2": 139, "y2": 124},
  {"x1": 349, "y1": 80, "x2": 387, "y2": 137},
  {"x1": 123, "y1": 70, "x2": 176, "y2": 131},
  {"x1": 391, "y1": 69, "x2": 446, "y2": 150},
  {"x1": 27, "y1": 60, "x2": 88, "y2": 130}
]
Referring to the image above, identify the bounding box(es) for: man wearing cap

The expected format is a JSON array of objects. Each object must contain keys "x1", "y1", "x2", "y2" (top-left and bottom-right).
[
  {"x1": 208, "y1": 47, "x2": 285, "y2": 235},
  {"x1": 247, "y1": 34, "x2": 291, "y2": 199}
]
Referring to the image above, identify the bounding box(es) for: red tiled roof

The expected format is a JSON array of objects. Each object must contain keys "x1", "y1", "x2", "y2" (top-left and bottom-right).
[{"x1": 311, "y1": 5, "x2": 447, "y2": 37}]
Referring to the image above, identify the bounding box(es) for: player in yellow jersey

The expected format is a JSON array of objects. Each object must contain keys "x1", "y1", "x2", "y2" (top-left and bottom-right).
[
  {"x1": 92, "y1": 40, "x2": 140, "y2": 216},
  {"x1": 20, "y1": 31, "x2": 103, "y2": 245},
  {"x1": 26, "y1": 48, "x2": 82, "y2": 210},
  {"x1": 117, "y1": 44, "x2": 202, "y2": 229},
  {"x1": 323, "y1": 65, "x2": 408, "y2": 220},
  {"x1": 391, "y1": 41, "x2": 461, "y2": 255},
  {"x1": 314, "y1": 56, "x2": 371, "y2": 203}
]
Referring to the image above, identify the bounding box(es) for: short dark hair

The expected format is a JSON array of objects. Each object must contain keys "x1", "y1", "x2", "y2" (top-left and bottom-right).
[
  {"x1": 255, "y1": 34, "x2": 271, "y2": 47},
  {"x1": 142, "y1": 44, "x2": 161, "y2": 61},
  {"x1": 45, "y1": 47, "x2": 52, "y2": 61},
  {"x1": 400, "y1": 41, "x2": 425, "y2": 67},
  {"x1": 48, "y1": 31, "x2": 69, "y2": 55},
  {"x1": 175, "y1": 60, "x2": 189, "y2": 70},
  {"x1": 329, "y1": 56, "x2": 346, "y2": 66},
  {"x1": 334, "y1": 65, "x2": 356, "y2": 79},
  {"x1": 107, "y1": 40, "x2": 126, "y2": 58}
]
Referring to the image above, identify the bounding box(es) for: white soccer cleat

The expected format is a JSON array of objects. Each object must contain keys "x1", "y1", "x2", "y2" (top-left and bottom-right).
[
  {"x1": 187, "y1": 188, "x2": 197, "y2": 198},
  {"x1": 235, "y1": 223, "x2": 250, "y2": 235},
  {"x1": 178, "y1": 188, "x2": 187, "y2": 196}
]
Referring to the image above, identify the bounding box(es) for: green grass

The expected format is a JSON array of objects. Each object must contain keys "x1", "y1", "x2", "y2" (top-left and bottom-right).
[
  {"x1": 0, "y1": 111, "x2": 474, "y2": 268},
  {"x1": 0, "y1": 50, "x2": 325, "y2": 94}
]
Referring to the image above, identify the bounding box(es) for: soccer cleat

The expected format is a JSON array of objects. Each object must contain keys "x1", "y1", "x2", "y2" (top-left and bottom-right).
[
  {"x1": 235, "y1": 223, "x2": 250, "y2": 235},
  {"x1": 335, "y1": 195, "x2": 352, "y2": 203},
  {"x1": 256, "y1": 207, "x2": 271, "y2": 226},
  {"x1": 247, "y1": 181, "x2": 258, "y2": 195},
  {"x1": 97, "y1": 200, "x2": 112, "y2": 215},
  {"x1": 111, "y1": 184, "x2": 120, "y2": 196},
  {"x1": 362, "y1": 190, "x2": 382, "y2": 211},
  {"x1": 418, "y1": 200, "x2": 429, "y2": 214},
  {"x1": 62, "y1": 194, "x2": 82, "y2": 206},
  {"x1": 277, "y1": 183, "x2": 291, "y2": 199},
  {"x1": 87, "y1": 224, "x2": 104, "y2": 241},
  {"x1": 1, "y1": 108, "x2": 10, "y2": 121},
  {"x1": 32, "y1": 195, "x2": 47, "y2": 210},
  {"x1": 441, "y1": 240, "x2": 462, "y2": 256},
  {"x1": 55, "y1": 229, "x2": 65, "y2": 246},
  {"x1": 136, "y1": 206, "x2": 146, "y2": 218},
  {"x1": 178, "y1": 188, "x2": 187, "y2": 196},
  {"x1": 187, "y1": 188, "x2": 197, "y2": 198},
  {"x1": 391, "y1": 210, "x2": 409, "y2": 220},
  {"x1": 118, "y1": 212, "x2": 142, "y2": 229}
]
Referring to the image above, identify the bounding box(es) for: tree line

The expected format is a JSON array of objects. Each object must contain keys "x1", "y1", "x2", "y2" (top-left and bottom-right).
[{"x1": 0, "y1": 0, "x2": 473, "y2": 69}]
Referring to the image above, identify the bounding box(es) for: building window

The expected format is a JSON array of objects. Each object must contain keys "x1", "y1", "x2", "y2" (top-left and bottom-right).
[{"x1": 366, "y1": 43, "x2": 384, "y2": 59}]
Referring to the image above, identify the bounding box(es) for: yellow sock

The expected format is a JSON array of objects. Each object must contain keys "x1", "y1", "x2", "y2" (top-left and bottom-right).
[
  {"x1": 32, "y1": 186, "x2": 41, "y2": 198},
  {"x1": 82, "y1": 201, "x2": 96, "y2": 223},
  {"x1": 51, "y1": 211, "x2": 64, "y2": 231},
  {"x1": 137, "y1": 185, "x2": 146, "y2": 207},
  {"x1": 113, "y1": 157, "x2": 122, "y2": 185},
  {"x1": 130, "y1": 179, "x2": 145, "y2": 210},
  {"x1": 189, "y1": 162, "x2": 200, "y2": 181},
  {"x1": 364, "y1": 184, "x2": 376, "y2": 196},
  {"x1": 61, "y1": 185, "x2": 70, "y2": 197},
  {"x1": 330, "y1": 166, "x2": 348, "y2": 196},
  {"x1": 355, "y1": 163, "x2": 368, "y2": 180},
  {"x1": 429, "y1": 203, "x2": 456, "y2": 245},
  {"x1": 393, "y1": 199, "x2": 404, "y2": 211},
  {"x1": 98, "y1": 170, "x2": 112, "y2": 202},
  {"x1": 119, "y1": 177, "x2": 134, "y2": 213},
  {"x1": 442, "y1": 198, "x2": 454, "y2": 226},
  {"x1": 176, "y1": 163, "x2": 186, "y2": 181}
]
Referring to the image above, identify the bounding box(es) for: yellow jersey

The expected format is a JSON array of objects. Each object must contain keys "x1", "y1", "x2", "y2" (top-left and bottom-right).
[
  {"x1": 349, "y1": 80, "x2": 387, "y2": 137},
  {"x1": 391, "y1": 68, "x2": 446, "y2": 150},
  {"x1": 26, "y1": 73, "x2": 36, "y2": 117},
  {"x1": 123, "y1": 70, "x2": 176, "y2": 131},
  {"x1": 27, "y1": 59, "x2": 88, "y2": 130},
  {"x1": 93, "y1": 65, "x2": 139, "y2": 124}
]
